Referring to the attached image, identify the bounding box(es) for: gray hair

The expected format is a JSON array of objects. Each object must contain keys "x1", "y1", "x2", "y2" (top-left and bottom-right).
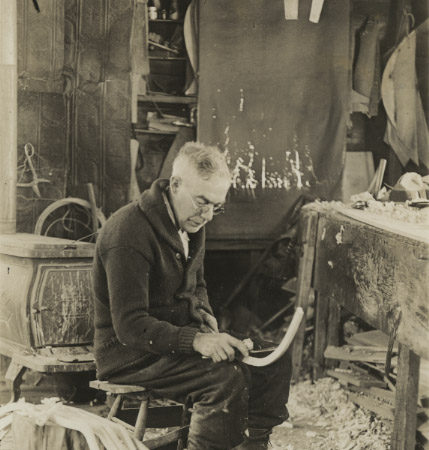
[{"x1": 172, "y1": 142, "x2": 231, "y2": 181}]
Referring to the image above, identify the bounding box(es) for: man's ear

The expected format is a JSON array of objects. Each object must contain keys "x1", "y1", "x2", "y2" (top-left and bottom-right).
[{"x1": 170, "y1": 176, "x2": 181, "y2": 193}]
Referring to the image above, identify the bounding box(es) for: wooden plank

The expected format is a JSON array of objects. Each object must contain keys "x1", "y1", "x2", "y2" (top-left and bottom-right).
[
  {"x1": 348, "y1": 391, "x2": 395, "y2": 420},
  {"x1": 392, "y1": 344, "x2": 420, "y2": 450},
  {"x1": 130, "y1": 0, "x2": 149, "y2": 123},
  {"x1": 139, "y1": 93, "x2": 197, "y2": 104},
  {"x1": 327, "y1": 369, "x2": 386, "y2": 388},
  {"x1": 347, "y1": 384, "x2": 396, "y2": 405},
  {"x1": 336, "y1": 205, "x2": 429, "y2": 245},
  {"x1": 346, "y1": 329, "x2": 398, "y2": 351},
  {"x1": 10, "y1": 352, "x2": 95, "y2": 373},
  {"x1": 0, "y1": 233, "x2": 94, "y2": 258},
  {"x1": 89, "y1": 380, "x2": 147, "y2": 394},
  {"x1": 313, "y1": 289, "x2": 329, "y2": 379},
  {"x1": 291, "y1": 210, "x2": 319, "y2": 381},
  {"x1": 324, "y1": 345, "x2": 389, "y2": 364},
  {"x1": 326, "y1": 297, "x2": 341, "y2": 369},
  {"x1": 0, "y1": 0, "x2": 17, "y2": 233}
]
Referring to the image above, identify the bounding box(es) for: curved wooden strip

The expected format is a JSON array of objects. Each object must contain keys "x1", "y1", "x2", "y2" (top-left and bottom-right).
[{"x1": 242, "y1": 307, "x2": 304, "y2": 367}]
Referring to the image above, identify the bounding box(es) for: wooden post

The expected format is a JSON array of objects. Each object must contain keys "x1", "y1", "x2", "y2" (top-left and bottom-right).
[
  {"x1": 291, "y1": 210, "x2": 319, "y2": 381},
  {"x1": 392, "y1": 344, "x2": 420, "y2": 450},
  {"x1": 313, "y1": 291, "x2": 329, "y2": 379},
  {"x1": 325, "y1": 297, "x2": 341, "y2": 370},
  {"x1": 0, "y1": 0, "x2": 17, "y2": 233}
]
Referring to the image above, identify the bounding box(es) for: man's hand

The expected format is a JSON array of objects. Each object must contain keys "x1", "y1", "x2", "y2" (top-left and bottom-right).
[{"x1": 193, "y1": 332, "x2": 249, "y2": 363}]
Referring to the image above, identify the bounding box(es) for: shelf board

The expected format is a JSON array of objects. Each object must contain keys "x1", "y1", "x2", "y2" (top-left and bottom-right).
[
  {"x1": 149, "y1": 55, "x2": 186, "y2": 61},
  {"x1": 135, "y1": 128, "x2": 177, "y2": 135},
  {"x1": 149, "y1": 19, "x2": 182, "y2": 24},
  {"x1": 138, "y1": 93, "x2": 197, "y2": 104}
]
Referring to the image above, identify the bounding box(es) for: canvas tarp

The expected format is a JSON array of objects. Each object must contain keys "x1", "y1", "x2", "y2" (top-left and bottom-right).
[{"x1": 198, "y1": 0, "x2": 350, "y2": 240}]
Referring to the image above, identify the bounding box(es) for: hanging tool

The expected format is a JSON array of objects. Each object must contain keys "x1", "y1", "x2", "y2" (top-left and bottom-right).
[{"x1": 17, "y1": 143, "x2": 50, "y2": 197}]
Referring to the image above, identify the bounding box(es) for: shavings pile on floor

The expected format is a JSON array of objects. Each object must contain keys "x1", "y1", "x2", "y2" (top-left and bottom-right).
[{"x1": 270, "y1": 377, "x2": 392, "y2": 450}]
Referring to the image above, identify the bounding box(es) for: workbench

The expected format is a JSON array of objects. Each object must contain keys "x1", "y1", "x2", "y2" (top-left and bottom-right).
[{"x1": 292, "y1": 202, "x2": 429, "y2": 450}]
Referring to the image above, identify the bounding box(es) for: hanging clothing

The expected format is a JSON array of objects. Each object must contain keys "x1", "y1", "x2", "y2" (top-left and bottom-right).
[
  {"x1": 352, "y1": 16, "x2": 386, "y2": 117},
  {"x1": 382, "y1": 19, "x2": 429, "y2": 168}
]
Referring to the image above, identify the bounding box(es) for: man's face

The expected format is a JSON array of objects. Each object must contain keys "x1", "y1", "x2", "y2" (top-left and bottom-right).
[{"x1": 170, "y1": 169, "x2": 230, "y2": 233}]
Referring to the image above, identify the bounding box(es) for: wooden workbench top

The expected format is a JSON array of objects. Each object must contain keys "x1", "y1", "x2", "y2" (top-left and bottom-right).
[{"x1": 304, "y1": 202, "x2": 429, "y2": 244}]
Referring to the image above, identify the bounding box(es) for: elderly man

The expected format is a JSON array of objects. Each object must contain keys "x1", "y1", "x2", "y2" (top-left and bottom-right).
[{"x1": 92, "y1": 142, "x2": 291, "y2": 449}]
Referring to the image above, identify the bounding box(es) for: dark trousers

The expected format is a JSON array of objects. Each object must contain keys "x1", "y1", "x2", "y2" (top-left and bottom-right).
[{"x1": 108, "y1": 350, "x2": 292, "y2": 450}]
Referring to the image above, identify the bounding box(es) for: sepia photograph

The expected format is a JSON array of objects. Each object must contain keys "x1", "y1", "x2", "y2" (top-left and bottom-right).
[{"x1": 0, "y1": 0, "x2": 428, "y2": 448}]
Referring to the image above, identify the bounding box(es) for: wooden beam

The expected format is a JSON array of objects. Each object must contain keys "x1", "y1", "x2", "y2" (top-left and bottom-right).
[
  {"x1": 0, "y1": 0, "x2": 17, "y2": 233},
  {"x1": 292, "y1": 210, "x2": 319, "y2": 381},
  {"x1": 392, "y1": 344, "x2": 420, "y2": 450}
]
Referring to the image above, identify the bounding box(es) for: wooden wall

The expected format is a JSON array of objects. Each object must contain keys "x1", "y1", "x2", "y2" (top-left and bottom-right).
[
  {"x1": 65, "y1": 0, "x2": 133, "y2": 215},
  {"x1": 16, "y1": 0, "x2": 134, "y2": 233},
  {"x1": 16, "y1": 0, "x2": 67, "y2": 232}
]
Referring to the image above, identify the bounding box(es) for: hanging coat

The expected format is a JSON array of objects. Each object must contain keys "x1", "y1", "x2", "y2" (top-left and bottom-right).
[{"x1": 382, "y1": 19, "x2": 429, "y2": 168}]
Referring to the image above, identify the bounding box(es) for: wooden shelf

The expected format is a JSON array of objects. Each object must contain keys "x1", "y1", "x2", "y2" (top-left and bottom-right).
[
  {"x1": 149, "y1": 19, "x2": 182, "y2": 24},
  {"x1": 138, "y1": 93, "x2": 197, "y2": 104},
  {"x1": 149, "y1": 55, "x2": 186, "y2": 61},
  {"x1": 134, "y1": 128, "x2": 178, "y2": 135}
]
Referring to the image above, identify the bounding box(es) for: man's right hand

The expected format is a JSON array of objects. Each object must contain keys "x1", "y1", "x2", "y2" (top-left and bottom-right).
[{"x1": 192, "y1": 332, "x2": 249, "y2": 363}]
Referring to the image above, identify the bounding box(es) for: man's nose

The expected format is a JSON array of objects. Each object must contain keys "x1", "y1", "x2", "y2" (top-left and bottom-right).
[{"x1": 200, "y1": 205, "x2": 214, "y2": 221}]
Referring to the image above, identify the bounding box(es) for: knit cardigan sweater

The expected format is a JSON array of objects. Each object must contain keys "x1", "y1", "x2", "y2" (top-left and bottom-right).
[{"x1": 92, "y1": 179, "x2": 213, "y2": 379}]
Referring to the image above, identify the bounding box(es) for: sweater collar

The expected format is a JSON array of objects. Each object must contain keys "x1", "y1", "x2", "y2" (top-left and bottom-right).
[{"x1": 138, "y1": 179, "x2": 205, "y2": 257}]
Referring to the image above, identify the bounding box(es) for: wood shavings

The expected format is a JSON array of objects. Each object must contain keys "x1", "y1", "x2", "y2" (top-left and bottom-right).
[
  {"x1": 285, "y1": 378, "x2": 392, "y2": 449},
  {"x1": 365, "y1": 200, "x2": 429, "y2": 224}
]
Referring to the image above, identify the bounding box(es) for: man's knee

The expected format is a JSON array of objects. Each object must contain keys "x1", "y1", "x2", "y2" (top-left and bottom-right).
[
  {"x1": 213, "y1": 361, "x2": 248, "y2": 388},
  {"x1": 202, "y1": 361, "x2": 249, "y2": 404}
]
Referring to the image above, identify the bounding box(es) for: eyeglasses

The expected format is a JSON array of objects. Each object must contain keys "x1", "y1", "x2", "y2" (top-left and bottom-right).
[{"x1": 183, "y1": 187, "x2": 225, "y2": 216}]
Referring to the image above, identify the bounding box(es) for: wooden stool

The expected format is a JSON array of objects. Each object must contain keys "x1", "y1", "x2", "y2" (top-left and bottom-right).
[{"x1": 89, "y1": 380, "x2": 190, "y2": 450}]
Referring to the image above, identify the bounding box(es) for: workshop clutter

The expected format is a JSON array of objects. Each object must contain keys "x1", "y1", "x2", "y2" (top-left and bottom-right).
[
  {"x1": 147, "y1": 0, "x2": 183, "y2": 21},
  {"x1": 390, "y1": 172, "x2": 429, "y2": 202},
  {"x1": 280, "y1": 377, "x2": 393, "y2": 450},
  {"x1": 324, "y1": 327, "x2": 429, "y2": 447},
  {"x1": 348, "y1": 158, "x2": 429, "y2": 215}
]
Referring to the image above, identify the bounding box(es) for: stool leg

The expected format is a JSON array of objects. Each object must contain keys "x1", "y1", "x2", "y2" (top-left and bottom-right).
[
  {"x1": 177, "y1": 401, "x2": 191, "y2": 450},
  {"x1": 108, "y1": 394, "x2": 123, "y2": 420},
  {"x1": 134, "y1": 398, "x2": 149, "y2": 441},
  {"x1": 5, "y1": 360, "x2": 26, "y2": 403}
]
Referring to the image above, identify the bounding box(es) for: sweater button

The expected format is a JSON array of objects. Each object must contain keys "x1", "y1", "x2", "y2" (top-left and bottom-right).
[{"x1": 175, "y1": 252, "x2": 181, "y2": 260}]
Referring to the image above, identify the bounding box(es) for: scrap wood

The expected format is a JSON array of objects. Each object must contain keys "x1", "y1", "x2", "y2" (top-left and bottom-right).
[
  {"x1": 324, "y1": 345, "x2": 396, "y2": 365},
  {"x1": 348, "y1": 391, "x2": 395, "y2": 420},
  {"x1": 368, "y1": 386, "x2": 396, "y2": 405},
  {"x1": 346, "y1": 329, "x2": 398, "y2": 352},
  {"x1": 327, "y1": 368, "x2": 386, "y2": 389},
  {"x1": 347, "y1": 385, "x2": 395, "y2": 407}
]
